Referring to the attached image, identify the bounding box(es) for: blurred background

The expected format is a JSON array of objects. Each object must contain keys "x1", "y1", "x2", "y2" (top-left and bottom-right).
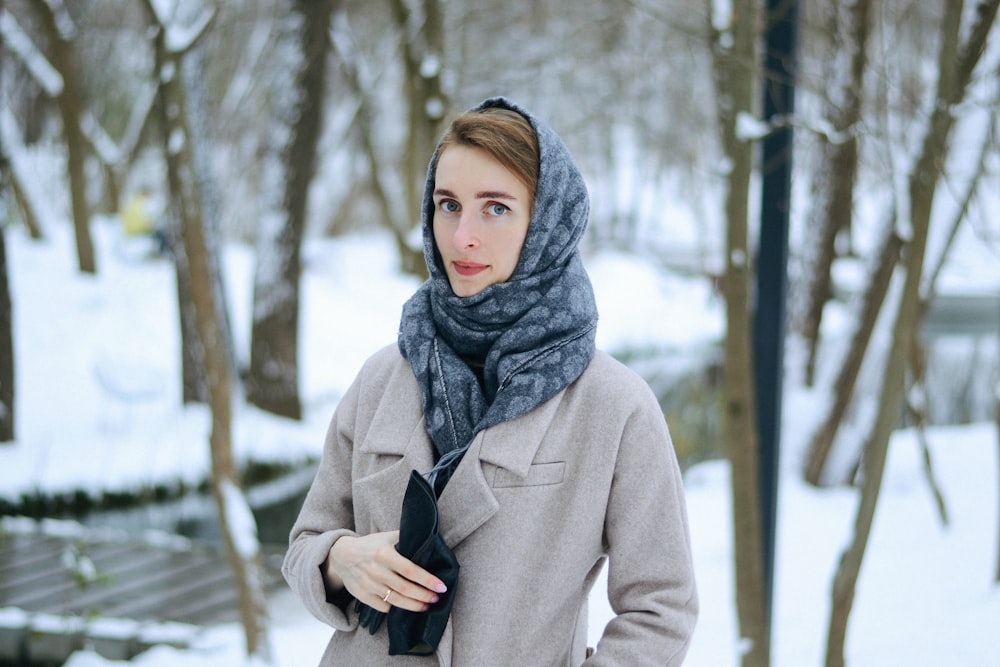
[{"x1": 1, "y1": 0, "x2": 999, "y2": 665}]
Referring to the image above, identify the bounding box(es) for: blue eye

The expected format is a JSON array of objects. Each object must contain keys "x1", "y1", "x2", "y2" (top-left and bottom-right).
[
  {"x1": 440, "y1": 200, "x2": 459, "y2": 213},
  {"x1": 487, "y1": 203, "x2": 509, "y2": 216}
]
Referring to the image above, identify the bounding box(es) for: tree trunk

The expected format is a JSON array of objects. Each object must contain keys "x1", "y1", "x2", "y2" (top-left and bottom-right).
[
  {"x1": 391, "y1": 0, "x2": 448, "y2": 277},
  {"x1": 31, "y1": 0, "x2": 95, "y2": 273},
  {"x1": 246, "y1": 0, "x2": 338, "y2": 421},
  {"x1": 707, "y1": 2, "x2": 770, "y2": 666},
  {"x1": 1, "y1": 71, "x2": 44, "y2": 241},
  {"x1": 796, "y1": 0, "x2": 873, "y2": 386},
  {"x1": 330, "y1": 0, "x2": 445, "y2": 278},
  {"x1": 332, "y1": 41, "x2": 421, "y2": 275},
  {"x1": 0, "y1": 0, "x2": 8, "y2": 443},
  {"x1": 905, "y1": 334, "x2": 949, "y2": 526},
  {"x1": 143, "y1": 3, "x2": 272, "y2": 660},
  {"x1": 400, "y1": 0, "x2": 448, "y2": 209},
  {"x1": 804, "y1": 226, "x2": 902, "y2": 486},
  {"x1": 824, "y1": 2, "x2": 999, "y2": 664},
  {"x1": 0, "y1": 209, "x2": 12, "y2": 443},
  {"x1": 174, "y1": 231, "x2": 208, "y2": 405},
  {"x1": 995, "y1": 389, "x2": 1000, "y2": 583},
  {"x1": 6, "y1": 152, "x2": 45, "y2": 239}
]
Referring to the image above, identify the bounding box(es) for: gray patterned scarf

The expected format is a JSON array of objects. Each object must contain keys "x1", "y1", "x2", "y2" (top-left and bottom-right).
[{"x1": 397, "y1": 97, "x2": 598, "y2": 486}]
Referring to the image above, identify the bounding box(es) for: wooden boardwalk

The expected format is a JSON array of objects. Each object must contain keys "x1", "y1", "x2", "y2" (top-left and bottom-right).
[{"x1": 0, "y1": 517, "x2": 286, "y2": 664}]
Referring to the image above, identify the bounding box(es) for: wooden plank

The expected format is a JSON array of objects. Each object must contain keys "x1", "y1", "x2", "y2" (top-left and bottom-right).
[
  {"x1": 0, "y1": 534, "x2": 65, "y2": 575},
  {"x1": 0, "y1": 524, "x2": 286, "y2": 626},
  {"x1": 0, "y1": 539, "x2": 147, "y2": 602}
]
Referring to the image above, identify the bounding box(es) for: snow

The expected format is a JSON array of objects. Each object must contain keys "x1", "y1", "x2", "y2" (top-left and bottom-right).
[
  {"x1": 164, "y1": 9, "x2": 214, "y2": 54},
  {"x1": 220, "y1": 478, "x2": 261, "y2": 561},
  {"x1": 167, "y1": 127, "x2": 186, "y2": 156},
  {"x1": 711, "y1": 0, "x2": 733, "y2": 35},
  {"x1": 3, "y1": 217, "x2": 999, "y2": 666},
  {"x1": 0, "y1": 9, "x2": 64, "y2": 97},
  {"x1": 735, "y1": 111, "x2": 770, "y2": 142}
]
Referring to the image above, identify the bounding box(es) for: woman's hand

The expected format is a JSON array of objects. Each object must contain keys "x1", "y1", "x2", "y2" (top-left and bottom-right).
[{"x1": 324, "y1": 531, "x2": 448, "y2": 613}]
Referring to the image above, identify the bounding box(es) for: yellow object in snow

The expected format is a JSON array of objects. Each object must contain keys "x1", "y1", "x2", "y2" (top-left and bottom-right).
[{"x1": 121, "y1": 192, "x2": 154, "y2": 236}]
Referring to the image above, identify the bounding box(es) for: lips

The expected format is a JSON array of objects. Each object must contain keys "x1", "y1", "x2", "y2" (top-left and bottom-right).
[{"x1": 452, "y1": 261, "x2": 487, "y2": 276}]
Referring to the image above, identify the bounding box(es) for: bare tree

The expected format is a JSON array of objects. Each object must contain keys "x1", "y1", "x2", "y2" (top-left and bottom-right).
[
  {"x1": 0, "y1": 101, "x2": 44, "y2": 240},
  {"x1": 904, "y1": 78, "x2": 1000, "y2": 523},
  {"x1": 0, "y1": 10, "x2": 50, "y2": 240},
  {"x1": 804, "y1": 224, "x2": 902, "y2": 486},
  {"x1": 824, "y1": 2, "x2": 1000, "y2": 665},
  {"x1": 142, "y1": 1, "x2": 272, "y2": 661},
  {"x1": 707, "y1": 2, "x2": 770, "y2": 666},
  {"x1": 995, "y1": 378, "x2": 1000, "y2": 583},
  {"x1": 332, "y1": 0, "x2": 448, "y2": 277},
  {"x1": 0, "y1": 154, "x2": 12, "y2": 444},
  {"x1": 390, "y1": 0, "x2": 448, "y2": 275},
  {"x1": 4, "y1": 158, "x2": 43, "y2": 240},
  {"x1": 245, "y1": 0, "x2": 340, "y2": 420},
  {"x1": 795, "y1": 0, "x2": 874, "y2": 387},
  {"x1": 0, "y1": 0, "x2": 9, "y2": 444},
  {"x1": 27, "y1": 0, "x2": 95, "y2": 273}
]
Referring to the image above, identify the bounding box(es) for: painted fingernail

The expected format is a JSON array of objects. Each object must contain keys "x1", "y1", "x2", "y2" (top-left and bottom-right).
[
  {"x1": 434, "y1": 583, "x2": 448, "y2": 593},
  {"x1": 430, "y1": 595, "x2": 440, "y2": 604}
]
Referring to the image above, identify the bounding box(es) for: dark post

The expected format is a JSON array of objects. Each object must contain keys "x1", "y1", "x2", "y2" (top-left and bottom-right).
[{"x1": 756, "y1": 0, "x2": 798, "y2": 634}]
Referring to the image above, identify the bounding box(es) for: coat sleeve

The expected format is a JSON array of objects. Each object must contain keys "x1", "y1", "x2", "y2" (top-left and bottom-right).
[
  {"x1": 281, "y1": 369, "x2": 364, "y2": 632},
  {"x1": 587, "y1": 383, "x2": 699, "y2": 666}
]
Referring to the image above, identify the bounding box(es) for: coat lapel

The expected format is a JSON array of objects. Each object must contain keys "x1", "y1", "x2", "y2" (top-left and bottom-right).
[
  {"x1": 353, "y1": 416, "x2": 437, "y2": 534},
  {"x1": 435, "y1": 388, "x2": 565, "y2": 547},
  {"x1": 354, "y1": 380, "x2": 567, "y2": 547}
]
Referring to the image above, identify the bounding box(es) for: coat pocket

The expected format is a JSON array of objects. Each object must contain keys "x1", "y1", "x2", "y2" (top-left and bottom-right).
[{"x1": 492, "y1": 461, "x2": 566, "y2": 488}]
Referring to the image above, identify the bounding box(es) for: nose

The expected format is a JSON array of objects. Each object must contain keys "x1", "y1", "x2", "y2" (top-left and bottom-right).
[{"x1": 452, "y1": 212, "x2": 480, "y2": 250}]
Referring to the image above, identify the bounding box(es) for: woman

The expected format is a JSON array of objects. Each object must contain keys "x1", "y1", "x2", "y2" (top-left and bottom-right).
[{"x1": 282, "y1": 97, "x2": 698, "y2": 665}]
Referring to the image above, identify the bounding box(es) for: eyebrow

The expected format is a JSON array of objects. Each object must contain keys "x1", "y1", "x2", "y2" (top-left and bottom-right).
[{"x1": 434, "y1": 188, "x2": 519, "y2": 201}]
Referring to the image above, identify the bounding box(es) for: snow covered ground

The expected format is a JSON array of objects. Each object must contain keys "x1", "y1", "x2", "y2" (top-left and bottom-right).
[{"x1": 4, "y1": 219, "x2": 999, "y2": 665}]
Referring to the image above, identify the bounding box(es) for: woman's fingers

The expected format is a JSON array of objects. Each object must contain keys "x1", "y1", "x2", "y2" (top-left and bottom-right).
[
  {"x1": 328, "y1": 531, "x2": 448, "y2": 613},
  {"x1": 375, "y1": 542, "x2": 449, "y2": 597},
  {"x1": 375, "y1": 569, "x2": 442, "y2": 612}
]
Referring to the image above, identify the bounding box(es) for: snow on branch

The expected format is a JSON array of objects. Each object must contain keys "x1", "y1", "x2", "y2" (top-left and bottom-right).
[
  {"x1": 734, "y1": 110, "x2": 861, "y2": 146},
  {"x1": 80, "y1": 112, "x2": 122, "y2": 165},
  {"x1": 43, "y1": 0, "x2": 76, "y2": 40},
  {"x1": 167, "y1": 7, "x2": 214, "y2": 53},
  {"x1": 119, "y1": 81, "x2": 159, "y2": 157},
  {"x1": 0, "y1": 9, "x2": 63, "y2": 96},
  {"x1": 220, "y1": 478, "x2": 261, "y2": 561},
  {"x1": 735, "y1": 111, "x2": 770, "y2": 141},
  {"x1": 74, "y1": 81, "x2": 157, "y2": 168},
  {"x1": 150, "y1": 2, "x2": 217, "y2": 55},
  {"x1": 1, "y1": 105, "x2": 58, "y2": 229},
  {"x1": 711, "y1": 0, "x2": 733, "y2": 33},
  {"x1": 0, "y1": 11, "x2": 125, "y2": 166}
]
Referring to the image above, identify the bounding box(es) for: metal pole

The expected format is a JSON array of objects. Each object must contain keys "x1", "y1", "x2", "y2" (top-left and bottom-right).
[{"x1": 756, "y1": 0, "x2": 798, "y2": 636}]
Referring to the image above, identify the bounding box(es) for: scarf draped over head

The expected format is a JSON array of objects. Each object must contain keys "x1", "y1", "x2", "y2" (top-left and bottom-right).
[{"x1": 398, "y1": 97, "x2": 598, "y2": 477}]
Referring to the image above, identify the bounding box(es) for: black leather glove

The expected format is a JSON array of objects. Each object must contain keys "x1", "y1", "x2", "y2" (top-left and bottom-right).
[{"x1": 356, "y1": 470, "x2": 460, "y2": 656}]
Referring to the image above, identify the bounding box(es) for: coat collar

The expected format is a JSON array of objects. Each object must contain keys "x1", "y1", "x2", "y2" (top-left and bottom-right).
[{"x1": 359, "y1": 378, "x2": 567, "y2": 546}]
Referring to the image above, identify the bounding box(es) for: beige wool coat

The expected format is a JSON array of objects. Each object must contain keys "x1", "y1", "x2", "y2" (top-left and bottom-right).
[{"x1": 283, "y1": 345, "x2": 698, "y2": 666}]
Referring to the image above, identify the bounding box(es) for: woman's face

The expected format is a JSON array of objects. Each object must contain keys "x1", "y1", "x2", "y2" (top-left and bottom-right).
[{"x1": 432, "y1": 145, "x2": 532, "y2": 297}]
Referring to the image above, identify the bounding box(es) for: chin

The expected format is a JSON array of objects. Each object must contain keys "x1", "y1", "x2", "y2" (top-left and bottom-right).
[{"x1": 449, "y1": 280, "x2": 486, "y2": 298}]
